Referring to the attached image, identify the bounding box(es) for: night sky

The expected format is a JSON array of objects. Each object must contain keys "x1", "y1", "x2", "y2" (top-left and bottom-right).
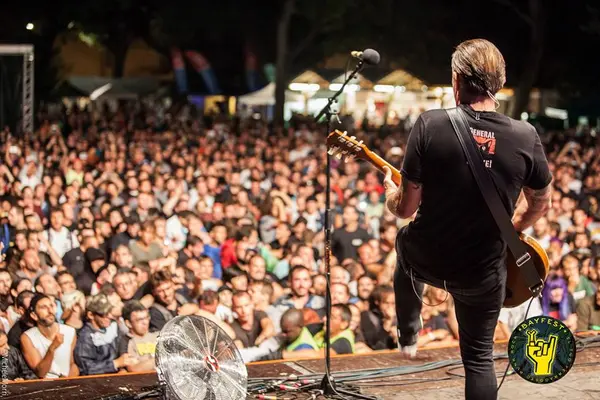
[{"x1": 0, "y1": 0, "x2": 599, "y2": 112}]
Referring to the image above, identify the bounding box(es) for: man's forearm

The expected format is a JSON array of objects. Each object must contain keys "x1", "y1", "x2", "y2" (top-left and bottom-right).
[
  {"x1": 385, "y1": 186, "x2": 403, "y2": 219},
  {"x1": 514, "y1": 186, "x2": 551, "y2": 232},
  {"x1": 34, "y1": 348, "x2": 56, "y2": 378}
]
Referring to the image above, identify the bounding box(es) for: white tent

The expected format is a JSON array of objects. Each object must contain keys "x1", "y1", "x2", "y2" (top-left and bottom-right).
[{"x1": 237, "y1": 83, "x2": 304, "y2": 106}]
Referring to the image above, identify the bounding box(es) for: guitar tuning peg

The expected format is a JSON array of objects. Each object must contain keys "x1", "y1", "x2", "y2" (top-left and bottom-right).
[
  {"x1": 350, "y1": 136, "x2": 356, "y2": 140},
  {"x1": 327, "y1": 148, "x2": 334, "y2": 155},
  {"x1": 345, "y1": 155, "x2": 355, "y2": 162},
  {"x1": 335, "y1": 153, "x2": 343, "y2": 159},
  {"x1": 357, "y1": 140, "x2": 363, "y2": 145},
  {"x1": 341, "y1": 131, "x2": 347, "y2": 136}
]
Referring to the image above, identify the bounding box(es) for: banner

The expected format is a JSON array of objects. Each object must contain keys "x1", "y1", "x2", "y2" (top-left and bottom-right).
[
  {"x1": 184, "y1": 51, "x2": 221, "y2": 95},
  {"x1": 170, "y1": 48, "x2": 188, "y2": 94},
  {"x1": 244, "y1": 45, "x2": 259, "y2": 92},
  {"x1": 264, "y1": 63, "x2": 276, "y2": 83}
]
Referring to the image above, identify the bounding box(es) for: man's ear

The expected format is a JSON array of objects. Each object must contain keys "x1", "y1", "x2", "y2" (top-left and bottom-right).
[
  {"x1": 342, "y1": 320, "x2": 350, "y2": 331},
  {"x1": 30, "y1": 312, "x2": 39, "y2": 323}
]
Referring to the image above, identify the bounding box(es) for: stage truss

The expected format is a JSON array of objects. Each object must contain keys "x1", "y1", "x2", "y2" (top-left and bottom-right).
[{"x1": 0, "y1": 45, "x2": 34, "y2": 135}]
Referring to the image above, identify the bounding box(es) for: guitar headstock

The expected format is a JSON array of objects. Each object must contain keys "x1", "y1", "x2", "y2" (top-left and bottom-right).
[{"x1": 327, "y1": 130, "x2": 368, "y2": 162}]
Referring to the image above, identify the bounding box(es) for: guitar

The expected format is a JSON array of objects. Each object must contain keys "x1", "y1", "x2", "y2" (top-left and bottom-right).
[{"x1": 327, "y1": 129, "x2": 549, "y2": 308}]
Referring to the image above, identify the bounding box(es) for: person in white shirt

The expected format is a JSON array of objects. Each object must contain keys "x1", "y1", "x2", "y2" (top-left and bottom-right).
[
  {"x1": 43, "y1": 208, "x2": 79, "y2": 258},
  {"x1": 18, "y1": 161, "x2": 44, "y2": 189},
  {"x1": 20, "y1": 293, "x2": 79, "y2": 378},
  {"x1": 495, "y1": 297, "x2": 543, "y2": 340}
]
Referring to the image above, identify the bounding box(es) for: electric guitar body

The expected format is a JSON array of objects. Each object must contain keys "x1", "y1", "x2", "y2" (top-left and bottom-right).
[{"x1": 327, "y1": 129, "x2": 550, "y2": 308}]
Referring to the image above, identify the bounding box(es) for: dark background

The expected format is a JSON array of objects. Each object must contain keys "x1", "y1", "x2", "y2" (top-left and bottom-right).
[{"x1": 1, "y1": 0, "x2": 600, "y2": 124}]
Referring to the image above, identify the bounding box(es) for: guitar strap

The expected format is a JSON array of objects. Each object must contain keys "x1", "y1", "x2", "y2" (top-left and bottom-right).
[{"x1": 445, "y1": 107, "x2": 543, "y2": 299}]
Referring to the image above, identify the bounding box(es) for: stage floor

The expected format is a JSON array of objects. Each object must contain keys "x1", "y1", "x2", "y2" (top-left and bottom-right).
[{"x1": 6, "y1": 341, "x2": 600, "y2": 399}]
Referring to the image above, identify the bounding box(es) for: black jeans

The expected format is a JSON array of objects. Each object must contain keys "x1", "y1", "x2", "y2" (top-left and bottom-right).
[{"x1": 394, "y1": 233, "x2": 506, "y2": 400}]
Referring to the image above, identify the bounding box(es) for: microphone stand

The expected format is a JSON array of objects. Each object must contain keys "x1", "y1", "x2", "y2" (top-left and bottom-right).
[{"x1": 313, "y1": 60, "x2": 377, "y2": 400}]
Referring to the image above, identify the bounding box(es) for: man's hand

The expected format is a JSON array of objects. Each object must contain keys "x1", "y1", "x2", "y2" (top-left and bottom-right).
[
  {"x1": 49, "y1": 333, "x2": 64, "y2": 352},
  {"x1": 382, "y1": 166, "x2": 398, "y2": 193},
  {"x1": 525, "y1": 330, "x2": 558, "y2": 376},
  {"x1": 113, "y1": 353, "x2": 138, "y2": 369},
  {"x1": 178, "y1": 303, "x2": 200, "y2": 316}
]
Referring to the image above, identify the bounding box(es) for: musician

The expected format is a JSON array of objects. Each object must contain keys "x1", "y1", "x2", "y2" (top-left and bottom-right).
[{"x1": 383, "y1": 39, "x2": 552, "y2": 400}]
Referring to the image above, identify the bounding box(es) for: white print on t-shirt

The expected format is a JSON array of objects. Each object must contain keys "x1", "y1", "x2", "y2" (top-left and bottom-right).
[{"x1": 469, "y1": 127, "x2": 496, "y2": 168}]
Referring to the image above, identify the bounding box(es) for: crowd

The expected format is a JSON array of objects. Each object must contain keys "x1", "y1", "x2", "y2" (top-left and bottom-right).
[{"x1": 0, "y1": 102, "x2": 598, "y2": 381}]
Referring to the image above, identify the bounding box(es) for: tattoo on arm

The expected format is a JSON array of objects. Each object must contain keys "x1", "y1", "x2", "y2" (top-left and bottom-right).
[
  {"x1": 385, "y1": 185, "x2": 402, "y2": 218},
  {"x1": 385, "y1": 179, "x2": 422, "y2": 218},
  {"x1": 515, "y1": 185, "x2": 551, "y2": 231},
  {"x1": 523, "y1": 185, "x2": 552, "y2": 211}
]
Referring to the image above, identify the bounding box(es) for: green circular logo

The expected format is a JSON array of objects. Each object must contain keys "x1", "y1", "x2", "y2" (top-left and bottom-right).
[{"x1": 508, "y1": 316, "x2": 576, "y2": 384}]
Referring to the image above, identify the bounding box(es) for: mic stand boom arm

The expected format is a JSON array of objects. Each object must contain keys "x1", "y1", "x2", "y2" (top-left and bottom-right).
[{"x1": 313, "y1": 60, "x2": 376, "y2": 400}]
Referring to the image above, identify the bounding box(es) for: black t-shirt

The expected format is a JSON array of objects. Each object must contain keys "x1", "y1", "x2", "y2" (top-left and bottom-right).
[
  {"x1": 149, "y1": 303, "x2": 178, "y2": 332},
  {"x1": 400, "y1": 104, "x2": 552, "y2": 283},
  {"x1": 177, "y1": 249, "x2": 191, "y2": 267},
  {"x1": 332, "y1": 227, "x2": 372, "y2": 262},
  {"x1": 117, "y1": 335, "x2": 131, "y2": 356},
  {"x1": 359, "y1": 310, "x2": 395, "y2": 350},
  {"x1": 230, "y1": 310, "x2": 267, "y2": 348},
  {"x1": 332, "y1": 337, "x2": 353, "y2": 355}
]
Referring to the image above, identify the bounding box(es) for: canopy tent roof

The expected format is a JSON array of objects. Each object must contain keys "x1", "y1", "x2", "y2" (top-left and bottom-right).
[
  {"x1": 53, "y1": 76, "x2": 162, "y2": 99},
  {"x1": 376, "y1": 69, "x2": 426, "y2": 91},
  {"x1": 237, "y1": 82, "x2": 304, "y2": 106},
  {"x1": 288, "y1": 68, "x2": 429, "y2": 91},
  {"x1": 290, "y1": 70, "x2": 329, "y2": 86}
]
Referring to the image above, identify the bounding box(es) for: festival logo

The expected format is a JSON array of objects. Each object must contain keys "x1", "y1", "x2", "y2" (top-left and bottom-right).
[{"x1": 508, "y1": 316, "x2": 576, "y2": 384}]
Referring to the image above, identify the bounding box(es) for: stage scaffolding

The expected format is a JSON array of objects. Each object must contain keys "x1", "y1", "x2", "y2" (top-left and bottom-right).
[{"x1": 0, "y1": 45, "x2": 34, "y2": 135}]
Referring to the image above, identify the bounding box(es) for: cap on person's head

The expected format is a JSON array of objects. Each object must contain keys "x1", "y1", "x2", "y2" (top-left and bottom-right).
[
  {"x1": 86, "y1": 293, "x2": 113, "y2": 316},
  {"x1": 85, "y1": 248, "x2": 106, "y2": 263},
  {"x1": 62, "y1": 290, "x2": 85, "y2": 310},
  {"x1": 95, "y1": 264, "x2": 111, "y2": 277}
]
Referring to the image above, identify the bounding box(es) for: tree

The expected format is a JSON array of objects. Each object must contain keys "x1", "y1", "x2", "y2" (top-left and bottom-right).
[
  {"x1": 273, "y1": 0, "x2": 355, "y2": 126},
  {"x1": 493, "y1": 0, "x2": 545, "y2": 119},
  {"x1": 274, "y1": 0, "x2": 295, "y2": 127},
  {"x1": 67, "y1": 0, "x2": 159, "y2": 78}
]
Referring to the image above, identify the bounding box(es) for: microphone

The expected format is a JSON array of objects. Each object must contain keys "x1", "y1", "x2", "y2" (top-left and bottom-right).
[{"x1": 351, "y1": 48, "x2": 380, "y2": 65}]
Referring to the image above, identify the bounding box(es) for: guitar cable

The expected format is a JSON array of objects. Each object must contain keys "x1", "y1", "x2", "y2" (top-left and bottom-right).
[{"x1": 496, "y1": 295, "x2": 536, "y2": 392}]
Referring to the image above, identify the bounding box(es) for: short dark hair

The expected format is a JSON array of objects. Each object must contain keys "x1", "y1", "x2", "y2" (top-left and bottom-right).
[
  {"x1": 28, "y1": 293, "x2": 50, "y2": 316},
  {"x1": 223, "y1": 266, "x2": 248, "y2": 284},
  {"x1": 451, "y1": 39, "x2": 506, "y2": 99},
  {"x1": 49, "y1": 207, "x2": 63, "y2": 218},
  {"x1": 289, "y1": 265, "x2": 310, "y2": 281},
  {"x1": 150, "y1": 269, "x2": 173, "y2": 289},
  {"x1": 200, "y1": 290, "x2": 219, "y2": 305},
  {"x1": 16, "y1": 290, "x2": 35, "y2": 310},
  {"x1": 232, "y1": 290, "x2": 251, "y2": 303},
  {"x1": 333, "y1": 304, "x2": 352, "y2": 324},
  {"x1": 99, "y1": 282, "x2": 117, "y2": 296},
  {"x1": 371, "y1": 284, "x2": 394, "y2": 305},
  {"x1": 185, "y1": 235, "x2": 203, "y2": 248},
  {"x1": 122, "y1": 300, "x2": 147, "y2": 322}
]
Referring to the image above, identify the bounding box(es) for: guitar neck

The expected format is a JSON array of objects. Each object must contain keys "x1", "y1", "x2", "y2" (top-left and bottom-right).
[{"x1": 365, "y1": 149, "x2": 402, "y2": 186}]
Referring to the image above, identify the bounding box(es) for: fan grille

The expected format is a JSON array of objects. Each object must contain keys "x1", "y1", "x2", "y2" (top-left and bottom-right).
[{"x1": 156, "y1": 315, "x2": 248, "y2": 400}]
